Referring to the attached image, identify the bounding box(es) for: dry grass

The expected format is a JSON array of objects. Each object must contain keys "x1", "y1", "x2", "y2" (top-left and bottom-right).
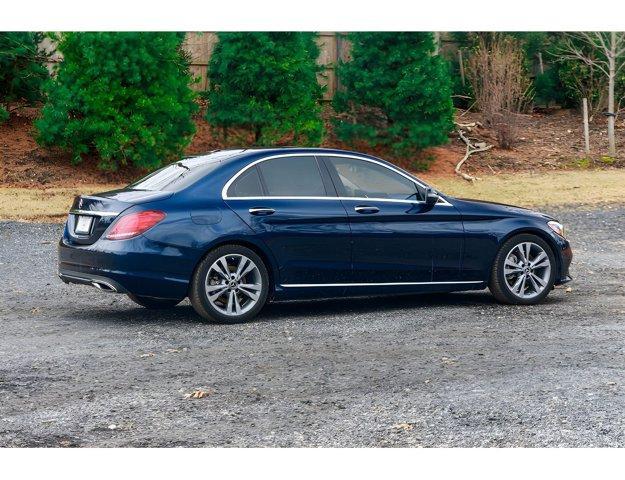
[
  {"x1": 0, "y1": 185, "x2": 123, "y2": 222},
  {"x1": 425, "y1": 169, "x2": 625, "y2": 208},
  {"x1": 1, "y1": 170, "x2": 624, "y2": 223}
]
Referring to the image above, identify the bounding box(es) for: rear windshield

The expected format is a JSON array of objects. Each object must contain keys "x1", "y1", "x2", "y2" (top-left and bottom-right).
[{"x1": 128, "y1": 150, "x2": 245, "y2": 192}]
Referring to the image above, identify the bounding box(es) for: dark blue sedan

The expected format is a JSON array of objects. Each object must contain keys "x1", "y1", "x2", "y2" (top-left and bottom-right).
[{"x1": 59, "y1": 148, "x2": 572, "y2": 323}]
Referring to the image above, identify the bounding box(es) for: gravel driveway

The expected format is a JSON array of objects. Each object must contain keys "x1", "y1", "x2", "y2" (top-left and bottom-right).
[{"x1": 1, "y1": 205, "x2": 624, "y2": 447}]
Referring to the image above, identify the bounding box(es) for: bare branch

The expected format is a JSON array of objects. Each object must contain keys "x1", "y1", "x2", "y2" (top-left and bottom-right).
[
  {"x1": 556, "y1": 34, "x2": 611, "y2": 77},
  {"x1": 594, "y1": 32, "x2": 609, "y2": 54},
  {"x1": 455, "y1": 127, "x2": 493, "y2": 182},
  {"x1": 578, "y1": 32, "x2": 607, "y2": 53}
]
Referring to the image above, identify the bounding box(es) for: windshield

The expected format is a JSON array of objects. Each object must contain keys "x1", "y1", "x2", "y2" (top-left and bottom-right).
[{"x1": 128, "y1": 150, "x2": 246, "y2": 191}]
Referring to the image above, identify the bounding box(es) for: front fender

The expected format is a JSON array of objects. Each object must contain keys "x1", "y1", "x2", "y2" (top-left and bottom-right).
[{"x1": 461, "y1": 216, "x2": 569, "y2": 282}]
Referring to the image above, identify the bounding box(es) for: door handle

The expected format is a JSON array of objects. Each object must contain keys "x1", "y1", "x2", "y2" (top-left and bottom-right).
[
  {"x1": 354, "y1": 205, "x2": 379, "y2": 214},
  {"x1": 249, "y1": 207, "x2": 275, "y2": 216}
]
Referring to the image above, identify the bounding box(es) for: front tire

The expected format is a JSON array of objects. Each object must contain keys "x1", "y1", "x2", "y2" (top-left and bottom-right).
[
  {"x1": 189, "y1": 245, "x2": 269, "y2": 323},
  {"x1": 127, "y1": 294, "x2": 183, "y2": 309},
  {"x1": 489, "y1": 233, "x2": 556, "y2": 305}
]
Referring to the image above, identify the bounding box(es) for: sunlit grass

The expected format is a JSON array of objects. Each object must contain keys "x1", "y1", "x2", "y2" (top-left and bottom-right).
[
  {"x1": 0, "y1": 185, "x2": 123, "y2": 222},
  {"x1": 423, "y1": 169, "x2": 625, "y2": 208}
]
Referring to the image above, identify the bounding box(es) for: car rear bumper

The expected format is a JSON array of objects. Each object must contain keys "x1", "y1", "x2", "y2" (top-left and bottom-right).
[
  {"x1": 58, "y1": 270, "x2": 128, "y2": 293},
  {"x1": 58, "y1": 235, "x2": 193, "y2": 299}
]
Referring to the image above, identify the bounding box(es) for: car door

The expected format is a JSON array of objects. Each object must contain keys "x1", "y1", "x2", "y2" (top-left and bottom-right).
[
  {"x1": 223, "y1": 154, "x2": 352, "y2": 286},
  {"x1": 320, "y1": 155, "x2": 464, "y2": 285}
]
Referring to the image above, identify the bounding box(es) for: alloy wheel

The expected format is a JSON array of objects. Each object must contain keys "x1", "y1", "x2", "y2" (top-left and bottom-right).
[
  {"x1": 205, "y1": 254, "x2": 262, "y2": 316},
  {"x1": 503, "y1": 242, "x2": 552, "y2": 299}
]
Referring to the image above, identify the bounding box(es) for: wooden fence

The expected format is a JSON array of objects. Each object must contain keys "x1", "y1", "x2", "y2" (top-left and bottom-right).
[
  {"x1": 42, "y1": 33, "x2": 456, "y2": 100},
  {"x1": 183, "y1": 32, "x2": 350, "y2": 99}
]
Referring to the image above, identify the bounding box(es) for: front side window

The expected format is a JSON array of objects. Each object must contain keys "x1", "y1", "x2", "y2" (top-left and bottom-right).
[
  {"x1": 325, "y1": 157, "x2": 422, "y2": 201},
  {"x1": 257, "y1": 156, "x2": 327, "y2": 197}
]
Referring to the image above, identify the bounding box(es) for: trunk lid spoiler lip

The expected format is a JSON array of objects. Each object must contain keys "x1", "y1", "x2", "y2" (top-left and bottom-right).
[
  {"x1": 69, "y1": 190, "x2": 175, "y2": 218},
  {"x1": 69, "y1": 208, "x2": 123, "y2": 217}
]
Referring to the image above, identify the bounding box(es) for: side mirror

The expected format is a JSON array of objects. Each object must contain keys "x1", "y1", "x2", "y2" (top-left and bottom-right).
[{"x1": 423, "y1": 187, "x2": 439, "y2": 211}]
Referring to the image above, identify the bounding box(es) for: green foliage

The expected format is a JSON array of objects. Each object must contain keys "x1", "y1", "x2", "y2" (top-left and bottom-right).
[
  {"x1": 449, "y1": 32, "x2": 475, "y2": 49},
  {"x1": 533, "y1": 67, "x2": 567, "y2": 106},
  {"x1": 443, "y1": 34, "x2": 474, "y2": 108},
  {"x1": 0, "y1": 32, "x2": 49, "y2": 122},
  {"x1": 510, "y1": 32, "x2": 548, "y2": 66},
  {"x1": 447, "y1": 57, "x2": 473, "y2": 109},
  {"x1": 557, "y1": 59, "x2": 599, "y2": 108},
  {"x1": 36, "y1": 32, "x2": 197, "y2": 170},
  {"x1": 334, "y1": 32, "x2": 454, "y2": 154},
  {"x1": 553, "y1": 35, "x2": 619, "y2": 113},
  {"x1": 0, "y1": 105, "x2": 8, "y2": 124},
  {"x1": 205, "y1": 32, "x2": 324, "y2": 145},
  {"x1": 524, "y1": 33, "x2": 625, "y2": 111}
]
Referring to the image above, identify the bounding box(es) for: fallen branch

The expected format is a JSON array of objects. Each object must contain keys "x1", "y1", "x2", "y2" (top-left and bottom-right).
[
  {"x1": 455, "y1": 128, "x2": 493, "y2": 182},
  {"x1": 454, "y1": 121, "x2": 483, "y2": 129}
]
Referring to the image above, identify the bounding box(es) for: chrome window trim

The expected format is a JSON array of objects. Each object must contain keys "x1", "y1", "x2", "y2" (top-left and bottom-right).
[
  {"x1": 221, "y1": 152, "x2": 452, "y2": 207},
  {"x1": 280, "y1": 280, "x2": 483, "y2": 288},
  {"x1": 69, "y1": 209, "x2": 120, "y2": 217}
]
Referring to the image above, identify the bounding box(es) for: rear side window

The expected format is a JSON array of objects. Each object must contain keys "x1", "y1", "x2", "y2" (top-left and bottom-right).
[
  {"x1": 257, "y1": 156, "x2": 327, "y2": 197},
  {"x1": 325, "y1": 156, "x2": 421, "y2": 201},
  {"x1": 228, "y1": 166, "x2": 263, "y2": 197}
]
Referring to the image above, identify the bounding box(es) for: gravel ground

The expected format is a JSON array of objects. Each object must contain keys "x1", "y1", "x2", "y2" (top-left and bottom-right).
[{"x1": 1, "y1": 205, "x2": 624, "y2": 447}]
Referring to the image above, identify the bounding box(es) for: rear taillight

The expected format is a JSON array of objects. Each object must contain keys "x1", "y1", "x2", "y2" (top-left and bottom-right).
[{"x1": 106, "y1": 210, "x2": 166, "y2": 240}]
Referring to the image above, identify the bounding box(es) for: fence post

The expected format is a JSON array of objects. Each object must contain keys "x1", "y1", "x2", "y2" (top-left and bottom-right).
[
  {"x1": 458, "y1": 49, "x2": 465, "y2": 87},
  {"x1": 582, "y1": 97, "x2": 590, "y2": 155}
]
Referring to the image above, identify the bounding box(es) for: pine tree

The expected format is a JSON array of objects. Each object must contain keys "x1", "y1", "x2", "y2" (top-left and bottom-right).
[
  {"x1": 0, "y1": 32, "x2": 49, "y2": 123},
  {"x1": 36, "y1": 32, "x2": 197, "y2": 170},
  {"x1": 206, "y1": 32, "x2": 324, "y2": 145},
  {"x1": 334, "y1": 32, "x2": 454, "y2": 154}
]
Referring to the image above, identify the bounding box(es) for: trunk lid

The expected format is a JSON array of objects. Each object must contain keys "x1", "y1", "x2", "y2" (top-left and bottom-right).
[{"x1": 66, "y1": 189, "x2": 173, "y2": 245}]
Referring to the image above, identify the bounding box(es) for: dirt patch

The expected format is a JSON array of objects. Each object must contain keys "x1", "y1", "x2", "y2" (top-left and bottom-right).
[
  {"x1": 450, "y1": 108, "x2": 625, "y2": 177},
  {"x1": 0, "y1": 108, "x2": 145, "y2": 188},
  {"x1": 1, "y1": 105, "x2": 624, "y2": 189}
]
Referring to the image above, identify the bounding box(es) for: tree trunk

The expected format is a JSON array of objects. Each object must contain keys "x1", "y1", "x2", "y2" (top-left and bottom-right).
[{"x1": 608, "y1": 32, "x2": 616, "y2": 157}]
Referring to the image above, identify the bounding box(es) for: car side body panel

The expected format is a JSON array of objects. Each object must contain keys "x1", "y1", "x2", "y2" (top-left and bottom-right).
[
  {"x1": 58, "y1": 148, "x2": 572, "y2": 303},
  {"x1": 224, "y1": 197, "x2": 353, "y2": 286}
]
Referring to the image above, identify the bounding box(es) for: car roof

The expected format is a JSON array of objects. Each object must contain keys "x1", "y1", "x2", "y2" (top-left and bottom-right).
[
  {"x1": 178, "y1": 146, "x2": 445, "y2": 200},
  {"x1": 185, "y1": 147, "x2": 384, "y2": 166}
]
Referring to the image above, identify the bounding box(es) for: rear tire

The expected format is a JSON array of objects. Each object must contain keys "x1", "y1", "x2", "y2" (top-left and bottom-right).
[
  {"x1": 189, "y1": 245, "x2": 269, "y2": 323},
  {"x1": 489, "y1": 233, "x2": 556, "y2": 305},
  {"x1": 127, "y1": 294, "x2": 183, "y2": 309}
]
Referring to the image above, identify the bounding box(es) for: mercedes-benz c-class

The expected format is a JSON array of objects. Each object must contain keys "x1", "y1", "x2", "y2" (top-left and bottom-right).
[{"x1": 59, "y1": 148, "x2": 572, "y2": 323}]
